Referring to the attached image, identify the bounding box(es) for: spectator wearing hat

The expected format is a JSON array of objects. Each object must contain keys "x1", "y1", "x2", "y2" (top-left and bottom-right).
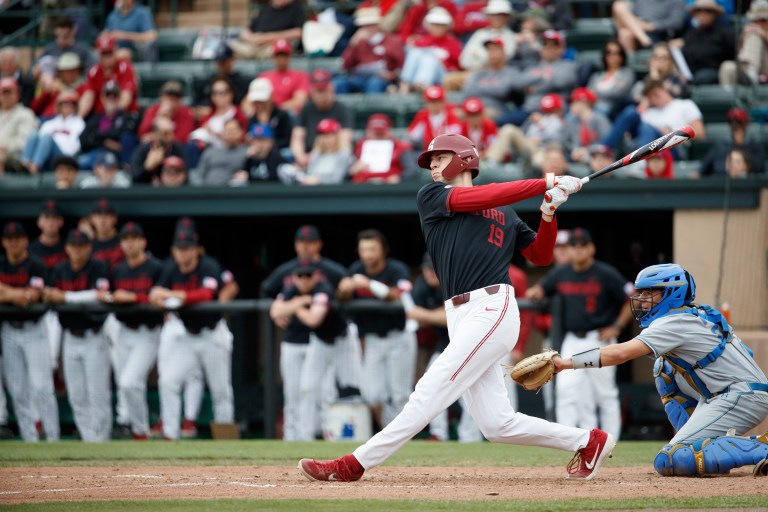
[
  {"x1": 193, "y1": 43, "x2": 252, "y2": 121},
  {"x1": 231, "y1": 0, "x2": 305, "y2": 60},
  {"x1": 719, "y1": 0, "x2": 768, "y2": 86},
  {"x1": 697, "y1": 107, "x2": 766, "y2": 178},
  {"x1": 669, "y1": 0, "x2": 734, "y2": 85},
  {"x1": 245, "y1": 78, "x2": 293, "y2": 155},
  {"x1": 458, "y1": 97, "x2": 497, "y2": 157},
  {"x1": 38, "y1": 18, "x2": 95, "y2": 75},
  {"x1": 612, "y1": 0, "x2": 686, "y2": 53},
  {"x1": 398, "y1": 6, "x2": 463, "y2": 94},
  {"x1": 350, "y1": 114, "x2": 413, "y2": 184},
  {"x1": 398, "y1": 0, "x2": 458, "y2": 44},
  {"x1": 80, "y1": 152, "x2": 131, "y2": 188},
  {"x1": 32, "y1": 52, "x2": 89, "y2": 120},
  {"x1": 565, "y1": 87, "x2": 612, "y2": 164},
  {"x1": 457, "y1": 0, "x2": 516, "y2": 74},
  {"x1": 644, "y1": 151, "x2": 675, "y2": 179},
  {"x1": 158, "y1": 156, "x2": 189, "y2": 187},
  {"x1": 586, "y1": 40, "x2": 635, "y2": 120},
  {"x1": 138, "y1": 81, "x2": 195, "y2": 144},
  {"x1": 78, "y1": 34, "x2": 139, "y2": 118},
  {"x1": 103, "y1": 0, "x2": 158, "y2": 62},
  {"x1": 460, "y1": 37, "x2": 519, "y2": 121},
  {"x1": 130, "y1": 116, "x2": 185, "y2": 184},
  {"x1": 197, "y1": 118, "x2": 249, "y2": 186},
  {"x1": 256, "y1": 39, "x2": 310, "y2": 114},
  {"x1": 20, "y1": 90, "x2": 84, "y2": 175},
  {"x1": 51, "y1": 156, "x2": 80, "y2": 189},
  {"x1": 0, "y1": 78, "x2": 39, "y2": 175},
  {"x1": 30, "y1": 200, "x2": 67, "y2": 270},
  {"x1": 406, "y1": 85, "x2": 462, "y2": 151},
  {"x1": 79, "y1": 80, "x2": 139, "y2": 170},
  {"x1": 232, "y1": 122, "x2": 283, "y2": 184},
  {"x1": 335, "y1": 8, "x2": 404, "y2": 95},
  {"x1": 294, "y1": 118, "x2": 352, "y2": 185},
  {"x1": 0, "y1": 47, "x2": 35, "y2": 108},
  {"x1": 290, "y1": 70, "x2": 353, "y2": 168}
]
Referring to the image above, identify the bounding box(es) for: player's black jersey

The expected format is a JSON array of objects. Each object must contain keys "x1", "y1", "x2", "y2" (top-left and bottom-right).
[
  {"x1": 50, "y1": 258, "x2": 110, "y2": 331},
  {"x1": 28, "y1": 239, "x2": 67, "y2": 269},
  {"x1": 411, "y1": 275, "x2": 450, "y2": 352},
  {"x1": 261, "y1": 256, "x2": 348, "y2": 299},
  {"x1": 347, "y1": 258, "x2": 411, "y2": 337},
  {"x1": 92, "y1": 234, "x2": 124, "y2": 270},
  {"x1": 277, "y1": 285, "x2": 311, "y2": 344},
  {"x1": 0, "y1": 254, "x2": 48, "y2": 323},
  {"x1": 157, "y1": 256, "x2": 222, "y2": 333},
  {"x1": 110, "y1": 256, "x2": 164, "y2": 329},
  {"x1": 539, "y1": 261, "x2": 630, "y2": 333},
  {"x1": 279, "y1": 281, "x2": 347, "y2": 344},
  {"x1": 417, "y1": 181, "x2": 536, "y2": 300}
]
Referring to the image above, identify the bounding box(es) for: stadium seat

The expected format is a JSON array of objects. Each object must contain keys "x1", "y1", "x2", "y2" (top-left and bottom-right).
[
  {"x1": 234, "y1": 60, "x2": 267, "y2": 79},
  {"x1": 156, "y1": 29, "x2": 198, "y2": 62},
  {"x1": 567, "y1": 18, "x2": 615, "y2": 52},
  {"x1": 308, "y1": 56, "x2": 343, "y2": 74},
  {"x1": 690, "y1": 85, "x2": 739, "y2": 122},
  {"x1": 674, "y1": 159, "x2": 700, "y2": 179}
]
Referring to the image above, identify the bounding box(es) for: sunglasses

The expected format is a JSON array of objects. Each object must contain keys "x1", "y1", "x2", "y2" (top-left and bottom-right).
[
  {"x1": 294, "y1": 272, "x2": 314, "y2": 279},
  {"x1": 104, "y1": 91, "x2": 119, "y2": 98}
]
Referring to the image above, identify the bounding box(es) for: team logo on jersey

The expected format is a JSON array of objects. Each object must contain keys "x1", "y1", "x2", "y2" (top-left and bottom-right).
[{"x1": 203, "y1": 276, "x2": 218, "y2": 290}]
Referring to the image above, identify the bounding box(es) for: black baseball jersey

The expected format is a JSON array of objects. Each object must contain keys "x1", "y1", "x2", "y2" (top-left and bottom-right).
[
  {"x1": 411, "y1": 275, "x2": 450, "y2": 353},
  {"x1": 261, "y1": 256, "x2": 349, "y2": 299},
  {"x1": 50, "y1": 258, "x2": 110, "y2": 331},
  {"x1": 92, "y1": 234, "x2": 125, "y2": 270},
  {"x1": 276, "y1": 285, "x2": 311, "y2": 344},
  {"x1": 110, "y1": 255, "x2": 164, "y2": 329},
  {"x1": 29, "y1": 239, "x2": 67, "y2": 269},
  {"x1": 347, "y1": 258, "x2": 411, "y2": 336},
  {"x1": 157, "y1": 255, "x2": 222, "y2": 333},
  {"x1": 0, "y1": 254, "x2": 47, "y2": 323},
  {"x1": 279, "y1": 281, "x2": 347, "y2": 344},
  {"x1": 538, "y1": 261, "x2": 631, "y2": 333},
  {"x1": 417, "y1": 181, "x2": 536, "y2": 300}
]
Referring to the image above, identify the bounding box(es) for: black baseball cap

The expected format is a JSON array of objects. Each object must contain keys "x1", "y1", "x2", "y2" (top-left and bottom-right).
[
  {"x1": 293, "y1": 257, "x2": 317, "y2": 275},
  {"x1": 92, "y1": 198, "x2": 116, "y2": 215},
  {"x1": 173, "y1": 228, "x2": 197, "y2": 248},
  {"x1": 2, "y1": 222, "x2": 27, "y2": 238},
  {"x1": 66, "y1": 228, "x2": 92, "y2": 245},
  {"x1": 569, "y1": 228, "x2": 593, "y2": 245},
  {"x1": 175, "y1": 216, "x2": 197, "y2": 235},
  {"x1": 295, "y1": 225, "x2": 320, "y2": 241},
  {"x1": 119, "y1": 221, "x2": 144, "y2": 238},
  {"x1": 39, "y1": 199, "x2": 62, "y2": 217},
  {"x1": 215, "y1": 42, "x2": 234, "y2": 61}
]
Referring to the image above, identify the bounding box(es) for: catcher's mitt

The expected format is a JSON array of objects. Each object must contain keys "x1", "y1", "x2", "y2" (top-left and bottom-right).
[{"x1": 503, "y1": 349, "x2": 559, "y2": 391}]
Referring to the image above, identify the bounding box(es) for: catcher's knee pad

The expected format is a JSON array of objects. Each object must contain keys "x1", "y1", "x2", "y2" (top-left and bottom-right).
[
  {"x1": 654, "y1": 436, "x2": 768, "y2": 476},
  {"x1": 653, "y1": 358, "x2": 696, "y2": 432}
]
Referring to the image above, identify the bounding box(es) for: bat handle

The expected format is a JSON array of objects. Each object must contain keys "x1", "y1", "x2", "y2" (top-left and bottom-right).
[{"x1": 580, "y1": 176, "x2": 590, "y2": 184}]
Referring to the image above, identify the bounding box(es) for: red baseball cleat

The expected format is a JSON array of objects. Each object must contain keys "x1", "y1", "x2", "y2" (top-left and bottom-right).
[
  {"x1": 566, "y1": 428, "x2": 617, "y2": 480},
  {"x1": 180, "y1": 419, "x2": 198, "y2": 439},
  {"x1": 298, "y1": 454, "x2": 365, "y2": 482}
]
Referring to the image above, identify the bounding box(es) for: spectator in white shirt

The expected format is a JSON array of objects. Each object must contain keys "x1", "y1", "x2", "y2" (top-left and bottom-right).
[
  {"x1": 0, "y1": 77, "x2": 39, "y2": 175},
  {"x1": 21, "y1": 90, "x2": 84, "y2": 174}
]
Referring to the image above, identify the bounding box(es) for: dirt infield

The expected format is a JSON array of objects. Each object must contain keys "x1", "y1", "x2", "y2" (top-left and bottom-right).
[{"x1": 1, "y1": 465, "x2": 766, "y2": 504}]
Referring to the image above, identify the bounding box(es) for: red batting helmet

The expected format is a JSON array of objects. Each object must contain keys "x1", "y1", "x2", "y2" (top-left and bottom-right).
[{"x1": 418, "y1": 133, "x2": 479, "y2": 180}]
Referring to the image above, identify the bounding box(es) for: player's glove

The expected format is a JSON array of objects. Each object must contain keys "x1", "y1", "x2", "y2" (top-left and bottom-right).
[
  {"x1": 555, "y1": 175, "x2": 582, "y2": 195},
  {"x1": 503, "y1": 349, "x2": 559, "y2": 391},
  {"x1": 540, "y1": 187, "x2": 568, "y2": 215}
]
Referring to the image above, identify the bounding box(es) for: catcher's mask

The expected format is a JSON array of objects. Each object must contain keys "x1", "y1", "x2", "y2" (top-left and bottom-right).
[
  {"x1": 418, "y1": 133, "x2": 480, "y2": 180},
  {"x1": 631, "y1": 264, "x2": 696, "y2": 328}
]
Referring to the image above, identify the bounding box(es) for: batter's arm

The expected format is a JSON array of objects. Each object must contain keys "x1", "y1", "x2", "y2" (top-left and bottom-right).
[
  {"x1": 519, "y1": 214, "x2": 557, "y2": 266},
  {"x1": 447, "y1": 179, "x2": 547, "y2": 212}
]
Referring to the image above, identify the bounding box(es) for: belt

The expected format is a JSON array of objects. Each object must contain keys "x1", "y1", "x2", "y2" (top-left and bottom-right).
[
  {"x1": 572, "y1": 331, "x2": 588, "y2": 339},
  {"x1": 68, "y1": 327, "x2": 101, "y2": 338},
  {"x1": 450, "y1": 285, "x2": 501, "y2": 307},
  {"x1": 186, "y1": 324, "x2": 216, "y2": 335}
]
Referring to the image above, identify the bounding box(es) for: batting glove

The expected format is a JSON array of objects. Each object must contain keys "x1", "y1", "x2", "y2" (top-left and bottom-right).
[
  {"x1": 555, "y1": 175, "x2": 582, "y2": 195},
  {"x1": 540, "y1": 187, "x2": 568, "y2": 215}
]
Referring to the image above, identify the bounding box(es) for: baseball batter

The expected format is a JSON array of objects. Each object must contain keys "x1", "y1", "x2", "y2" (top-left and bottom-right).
[
  {"x1": 553, "y1": 263, "x2": 768, "y2": 477},
  {"x1": 44, "y1": 229, "x2": 112, "y2": 442},
  {"x1": 299, "y1": 133, "x2": 615, "y2": 482},
  {"x1": 0, "y1": 222, "x2": 59, "y2": 442}
]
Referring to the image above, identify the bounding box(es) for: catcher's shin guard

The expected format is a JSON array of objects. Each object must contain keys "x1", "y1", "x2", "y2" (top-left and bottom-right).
[
  {"x1": 654, "y1": 358, "x2": 697, "y2": 432},
  {"x1": 654, "y1": 435, "x2": 768, "y2": 476}
]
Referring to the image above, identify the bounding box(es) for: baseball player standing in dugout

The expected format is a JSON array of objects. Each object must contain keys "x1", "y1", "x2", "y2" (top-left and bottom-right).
[
  {"x1": 298, "y1": 133, "x2": 616, "y2": 482},
  {"x1": 552, "y1": 263, "x2": 768, "y2": 477}
]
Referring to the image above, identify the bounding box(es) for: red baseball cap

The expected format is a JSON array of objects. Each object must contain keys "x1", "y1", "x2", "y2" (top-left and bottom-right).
[
  {"x1": 162, "y1": 156, "x2": 186, "y2": 170},
  {"x1": 539, "y1": 93, "x2": 564, "y2": 113},
  {"x1": 424, "y1": 85, "x2": 445, "y2": 101},
  {"x1": 310, "y1": 69, "x2": 332, "y2": 90},
  {"x1": 0, "y1": 78, "x2": 18, "y2": 92},
  {"x1": 483, "y1": 37, "x2": 505, "y2": 50},
  {"x1": 366, "y1": 113, "x2": 392, "y2": 133},
  {"x1": 317, "y1": 118, "x2": 341, "y2": 134},
  {"x1": 462, "y1": 97, "x2": 484, "y2": 114},
  {"x1": 272, "y1": 38, "x2": 293, "y2": 55},
  {"x1": 726, "y1": 107, "x2": 749, "y2": 125},
  {"x1": 96, "y1": 34, "x2": 117, "y2": 53},
  {"x1": 569, "y1": 87, "x2": 597, "y2": 104},
  {"x1": 541, "y1": 29, "x2": 565, "y2": 46}
]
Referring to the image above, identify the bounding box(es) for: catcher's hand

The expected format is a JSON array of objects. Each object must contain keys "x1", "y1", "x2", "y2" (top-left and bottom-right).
[{"x1": 503, "y1": 349, "x2": 559, "y2": 391}]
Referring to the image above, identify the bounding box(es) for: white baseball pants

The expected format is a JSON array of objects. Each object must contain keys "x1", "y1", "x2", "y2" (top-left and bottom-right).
[
  {"x1": 62, "y1": 329, "x2": 112, "y2": 442},
  {"x1": 114, "y1": 324, "x2": 160, "y2": 436},
  {"x1": 361, "y1": 329, "x2": 417, "y2": 426},
  {"x1": 354, "y1": 284, "x2": 590, "y2": 469},
  {"x1": 427, "y1": 351, "x2": 483, "y2": 442},
  {"x1": 2, "y1": 320, "x2": 59, "y2": 441},
  {"x1": 556, "y1": 331, "x2": 621, "y2": 438}
]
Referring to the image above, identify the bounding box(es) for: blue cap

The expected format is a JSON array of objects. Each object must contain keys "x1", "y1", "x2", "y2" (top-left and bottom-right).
[
  {"x1": 249, "y1": 123, "x2": 275, "y2": 139},
  {"x1": 95, "y1": 152, "x2": 119, "y2": 168}
]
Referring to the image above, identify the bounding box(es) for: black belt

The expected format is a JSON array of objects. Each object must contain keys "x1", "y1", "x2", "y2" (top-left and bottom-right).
[
  {"x1": 451, "y1": 285, "x2": 501, "y2": 307},
  {"x1": 68, "y1": 327, "x2": 101, "y2": 338},
  {"x1": 572, "y1": 331, "x2": 588, "y2": 339},
  {"x1": 186, "y1": 324, "x2": 216, "y2": 335}
]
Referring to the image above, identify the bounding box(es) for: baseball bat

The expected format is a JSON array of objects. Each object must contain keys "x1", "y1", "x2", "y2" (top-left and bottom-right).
[{"x1": 580, "y1": 125, "x2": 696, "y2": 184}]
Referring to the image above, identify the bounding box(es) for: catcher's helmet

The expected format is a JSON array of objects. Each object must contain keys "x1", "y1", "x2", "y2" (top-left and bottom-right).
[
  {"x1": 417, "y1": 133, "x2": 480, "y2": 180},
  {"x1": 631, "y1": 264, "x2": 696, "y2": 328}
]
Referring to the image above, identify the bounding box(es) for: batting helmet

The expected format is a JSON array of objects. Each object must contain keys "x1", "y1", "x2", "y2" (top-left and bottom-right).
[
  {"x1": 417, "y1": 133, "x2": 480, "y2": 180},
  {"x1": 631, "y1": 264, "x2": 696, "y2": 328}
]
